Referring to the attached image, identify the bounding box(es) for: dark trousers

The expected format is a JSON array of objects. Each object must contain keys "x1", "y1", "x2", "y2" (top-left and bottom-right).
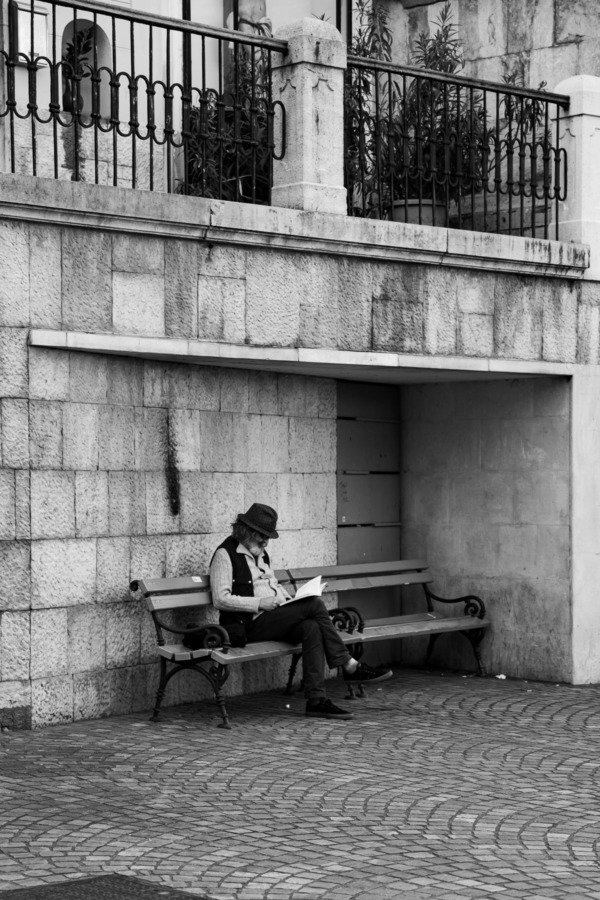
[{"x1": 246, "y1": 597, "x2": 352, "y2": 702}]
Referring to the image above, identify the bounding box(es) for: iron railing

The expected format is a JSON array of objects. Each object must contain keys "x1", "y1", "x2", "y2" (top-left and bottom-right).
[
  {"x1": 345, "y1": 55, "x2": 569, "y2": 239},
  {"x1": 1, "y1": 0, "x2": 286, "y2": 202}
]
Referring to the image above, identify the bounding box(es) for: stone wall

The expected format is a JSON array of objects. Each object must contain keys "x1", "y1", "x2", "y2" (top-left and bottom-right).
[
  {"x1": 400, "y1": 377, "x2": 571, "y2": 681},
  {"x1": 0, "y1": 176, "x2": 591, "y2": 727},
  {"x1": 385, "y1": 0, "x2": 600, "y2": 90}
]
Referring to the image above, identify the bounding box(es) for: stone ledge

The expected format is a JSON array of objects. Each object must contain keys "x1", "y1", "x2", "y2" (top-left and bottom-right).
[
  {"x1": 0, "y1": 175, "x2": 589, "y2": 280},
  {"x1": 29, "y1": 329, "x2": 580, "y2": 384}
]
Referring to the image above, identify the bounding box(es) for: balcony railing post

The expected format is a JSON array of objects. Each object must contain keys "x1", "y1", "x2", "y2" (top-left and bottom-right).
[
  {"x1": 554, "y1": 75, "x2": 600, "y2": 276},
  {"x1": 271, "y1": 17, "x2": 347, "y2": 215}
]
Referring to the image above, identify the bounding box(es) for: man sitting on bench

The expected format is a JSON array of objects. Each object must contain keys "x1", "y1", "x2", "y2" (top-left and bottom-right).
[{"x1": 209, "y1": 503, "x2": 392, "y2": 721}]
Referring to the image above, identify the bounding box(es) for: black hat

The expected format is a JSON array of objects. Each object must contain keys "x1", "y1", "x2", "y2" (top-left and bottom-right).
[{"x1": 237, "y1": 503, "x2": 279, "y2": 539}]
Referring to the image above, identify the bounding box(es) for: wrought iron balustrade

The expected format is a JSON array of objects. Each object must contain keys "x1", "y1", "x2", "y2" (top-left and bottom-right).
[
  {"x1": 2, "y1": 0, "x2": 286, "y2": 202},
  {"x1": 345, "y1": 55, "x2": 569, "y2": 239}
]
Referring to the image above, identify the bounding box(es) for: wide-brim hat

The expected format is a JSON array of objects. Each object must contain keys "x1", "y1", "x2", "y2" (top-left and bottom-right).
[{"x1": 237, "y1": 503, "x2": 279, "y2": 539}]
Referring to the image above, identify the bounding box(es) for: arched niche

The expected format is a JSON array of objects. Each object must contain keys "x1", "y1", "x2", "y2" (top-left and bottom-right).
[{"x1": 61, "y1": 20, "x2": 111, "y2": 120}]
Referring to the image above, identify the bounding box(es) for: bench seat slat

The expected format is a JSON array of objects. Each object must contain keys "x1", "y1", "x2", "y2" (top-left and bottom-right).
[
  {"x1": 360, "y1": 617, "x2": 490, "y2": 643},
  {"x1": 159, "y1": 644, "x2": 213, "y2": 662}
]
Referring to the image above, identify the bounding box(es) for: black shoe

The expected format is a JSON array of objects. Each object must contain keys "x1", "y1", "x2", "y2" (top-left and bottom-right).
[
  {"x1": 305, "y1": 698, "x2": 354, "y2": 720},
  {"x1": 343, "y1": 662, "x2": 393, "y2": 684}
]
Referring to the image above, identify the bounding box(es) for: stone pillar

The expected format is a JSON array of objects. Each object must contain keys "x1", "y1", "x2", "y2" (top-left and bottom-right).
[
  {"x1": 271, "y1": 18, "x2": 347, "y2": 215},
  {"x1": 571, "y1": 368, "x2": 600, "y2": 683},
  {"x1": 554, "y1": 75, "x2": 600, "y2": 280}
]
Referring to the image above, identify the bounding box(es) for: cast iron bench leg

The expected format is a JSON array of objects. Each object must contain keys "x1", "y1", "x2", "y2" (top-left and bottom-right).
[
  {"x1": 150, "y1": 657, "x2": 169, "y2": 722},
  {"x1": 284, "y1": 652, "x2": 302, "y2": 695}
]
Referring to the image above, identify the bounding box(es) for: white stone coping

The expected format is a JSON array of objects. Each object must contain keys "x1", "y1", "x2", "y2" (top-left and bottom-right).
[
  {"x1": 29, "y1": 330, "x2": 582, "y2": 383},
  {"x1": 0, "y1": 175, "x2": 589, "y2": 279}
]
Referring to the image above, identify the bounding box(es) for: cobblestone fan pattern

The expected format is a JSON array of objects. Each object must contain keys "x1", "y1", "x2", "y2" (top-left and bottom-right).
[{"x1": 1, "y1": 670, "x2": 600, "y2": 900}]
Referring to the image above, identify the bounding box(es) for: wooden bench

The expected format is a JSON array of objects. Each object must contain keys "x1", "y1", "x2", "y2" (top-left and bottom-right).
[{"x1": 131, "y1": 559, "x2": 490, "y2": 729}]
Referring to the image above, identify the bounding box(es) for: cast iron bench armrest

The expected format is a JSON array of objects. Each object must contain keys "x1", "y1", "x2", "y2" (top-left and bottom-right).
[{"x1": 423, "y1": 585, "x2": 486, "y2": 619}]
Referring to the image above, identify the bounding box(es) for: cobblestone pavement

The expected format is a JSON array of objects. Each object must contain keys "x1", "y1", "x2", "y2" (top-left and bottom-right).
[{"x1": 1, "y1": 668, "x2": 600, "y2": 900}]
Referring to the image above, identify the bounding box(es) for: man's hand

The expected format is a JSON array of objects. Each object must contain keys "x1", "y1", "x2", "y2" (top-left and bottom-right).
[{"x1": 259, "y1": 596, "x2": 282, "y2": 611}]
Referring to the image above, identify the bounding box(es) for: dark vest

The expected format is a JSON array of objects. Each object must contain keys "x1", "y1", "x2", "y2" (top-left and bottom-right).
[{"x1": 212, "y1": 535, "x2": 271, "y2": 629}]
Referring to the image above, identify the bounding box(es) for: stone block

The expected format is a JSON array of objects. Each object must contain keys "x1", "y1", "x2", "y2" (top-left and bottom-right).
[
  {"x1": 113, "y1": 272, "x2": 165, "y2": 337},
  {"x1": 165, "y1": 240, "x2": 197, "y2": 337},
  {"x1": 31, "y1": 538, "x2": 97, "y2": 609},
  {"x1": 542, "y1": 284, "x2": 578, "y2": 363},
  {"x1": 105, "y1": 600, "x2": 142, "y2": 668},
  {"x1": 422, "y1": 269, "x2": 459, "y2": 355},
  {"x1": 1, "y1": 611, "x2": 30, "y2": 681},
  {"x1": 62, "y1": 403, "x2": 99, "y2": 471},
  {"x1": 106, "y1": 357, "x2": 144, "y2": 408},
  {"x1": 317, "y1": 379, "x2": 337, "y2": 419},
  {"x1": 62, "y1": 230, "x2": 112, "y2": 332},
  {"x1": 67, "y1": 605, "x2": 106, "y2": 673},
  {"x1": 402, "y1": 474, "x2": 450, "y2": 526},
  {"x1": 198, "y1": 244, "x2": 246, "y2": 279},
  {"x1": 0, "y1": 470, "x2": 16, "y2": 539},
  {"x1": 335, "y1": 259, "x2": 373, "y2": 352},
  {"x1": 0, "y1": 679, "x2": 32, "y2": 729},
  {"x1": 15, "y1": 470, "x2": 31, "y2": 540},
  {"x1": 107, "y1": 666, "x2": 136, "y2": 716},
  {"x1": 108, "y1": 471, "x2": 146, "y2": 537},
  {"x1": 178, "y1": 471, "x2": 213, "y2": 533},
  {"x1": 453, "y1": 379, "x2": 534, "y2": 420},
  {"x1": 494, "y1": 278, "x2": 543, "y2": 360},
  {"x1": 449, "y1": 472, "x2": 514, "y2": 525},
  {"x1": 0, "y1": 220, "x2": 29, "y2": 326},
  {"x1": 31, "y1": 675, "x2": 73, "y2": 727},
  {"x1": 402, "y1": 418, "x2": 482, "y2": 475},
  {"x1": 112, "y1": 233, "x2": 164, "y2": 275},
  {"x1": 372, "y1": 282, "x2": 424, "y2": 355},
  {"x1": 197, "y1": 274, "x2": 246, "y2": 343},
  {"x1": 145, "y1": 472, "x2": 180, "y2": 534},
  {"x1": 458, "y1": 313, "x2": 494, "y2": 357},
  {"x1": 533, "y1": 378, "x2": 571, "y2": 418},
  {"x1": 30, "y1": 608, "x2": 68, "y2": 679},
  {"x1": 98, "y1": 405, "x2": 135, "y2": 470},
  {"x1": 259, "y1": 414, "x2": 290, "y2": 474},
  {"x1": 30, "y1": 470, "x2": 75, "y2": 539},
  {"x1": 75, "y1": 471, "x2": 109, "y2": 538},
  {"x1": 168, "y1": 409, "x2": 201, "y2": 471},
  {"x1": 130, "y1": 535, "x2": 167, "y2": 584},
  {"x1": 69, "y1": 353, "x2": 109, "y2": 404},
  {"x1": 246, "y1": 251, "x2": 301, "y2": 347},
  {"x1": 0, "y1": 541, "x2": 31, "y2": 611},
  {"x1": 165, "y1": 533, "x2": 207, "y2": 577},
  {"x1": 577, "y1": 304, "x2": 600, "y2": 364},
  {"x1": 73, "y1": 670, "x2": 110, "y2": 722},
  {"x1": 277, "y1": 474, "x2": 305, "y2": 530},
  {"x1": 134, "y1": 407, "x2": 169, "y2": 470},
  {"x1": 209, "y1": 473, "x2": 245, "y2": 531},
  {"x1": 248, "y1": 372, "x2": 279, "y2": 415},
  {"x1": 29, "y1": 401, "x2": 62, "y2": 469},
  {"x1": 29, "y1": 225, "x2": 62, "y2": 328},
  {"x1": 514, "y1": 471, "x2": 569, "y2": 525},
  {"x1": 96, "y1": 536, "x2": 131, "y2": 604},
  {"x1": 302, "y1": 474, "x2": 335, "y2": 530},
  {"x1": 482, "y1": 418, "x2": 570, "y2": 473},
  {"x1": 231, "y1": 414, "x2": 262, "y2": 473},
  {"x1": 1, "y1": 400, "x2": 29, "y2": 468},
  {"x1": 278, "y1": 375, "x2": 308, "y2": 417},
  {"x1": 199, "y1": 411, "x2": 233, "y2": 472},
  {"x1": 0, "y1": 328, "x2": 29, "y2": 398},
  {"x1": 243, "y1": 473, "x2": 278, "y2": 514},
  {"x1": 29, "y1": 347, "x2": 69, "y2": 401},
  {"x1": 143, "y1": 361, "x2": 220, "y2": 411},
  {"x1": 220, "y1": 370, "x2": 249, "y2": 414}
]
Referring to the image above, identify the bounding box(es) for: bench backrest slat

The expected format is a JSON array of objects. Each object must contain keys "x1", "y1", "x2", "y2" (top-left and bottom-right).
[
  {"x1": 146, "y1": 593, "x2": 212, "y2": 612},
  {"x1": 323, "y1": 572, "x2": 432, "y2": 593},
  {"x1": 288, "y1": 559, "x2": 428, "y2": 581}
]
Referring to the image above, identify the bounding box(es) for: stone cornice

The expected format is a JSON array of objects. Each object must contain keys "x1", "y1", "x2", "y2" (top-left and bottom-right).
[{"x1": 0, "y1": 175, "x2": 589, "y2": 280}]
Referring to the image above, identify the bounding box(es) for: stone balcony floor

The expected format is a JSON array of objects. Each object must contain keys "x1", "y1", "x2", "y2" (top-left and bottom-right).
[{"x1": 1, "y1": 667, "x2": 600, "y2": 900}]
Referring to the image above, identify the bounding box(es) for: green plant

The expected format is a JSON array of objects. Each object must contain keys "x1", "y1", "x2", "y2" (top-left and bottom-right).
[
  {"x1": 181, "y1": 17, "x2": 274, "y2": 203},
  {"x1": 61, "y1": 24, "x2": 94, "y2": 114}
]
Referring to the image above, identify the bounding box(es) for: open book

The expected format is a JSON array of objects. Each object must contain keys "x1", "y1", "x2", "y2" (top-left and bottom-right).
[{"x1": 285, "y1": 575, "x2": 327, "y2": 603}]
